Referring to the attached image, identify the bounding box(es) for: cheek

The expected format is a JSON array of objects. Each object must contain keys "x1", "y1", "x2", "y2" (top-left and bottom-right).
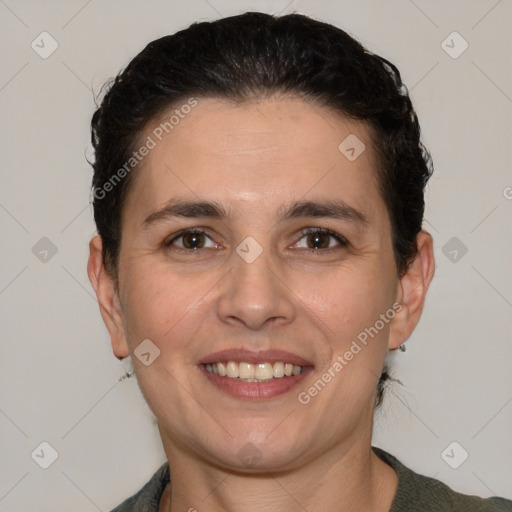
[
  {"x1": 120, "y1": 263, "x2": 215, "y2": 352},
  {"x1": 299, "y1": 264, "x2": 394, "y2": 344}
]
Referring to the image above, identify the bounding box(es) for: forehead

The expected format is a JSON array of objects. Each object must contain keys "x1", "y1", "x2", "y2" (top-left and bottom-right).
[{"x1": 123, "y1": 96, "x2": 385, "y2": 226}]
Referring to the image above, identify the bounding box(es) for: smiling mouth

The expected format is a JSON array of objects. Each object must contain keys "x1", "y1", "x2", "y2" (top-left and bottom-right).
[{"x1": 204, "y1": 361, "x2": 305, "y2": 382}]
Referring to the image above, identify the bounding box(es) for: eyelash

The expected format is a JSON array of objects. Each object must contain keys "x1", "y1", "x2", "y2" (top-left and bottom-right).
[{"x1": 164, "y1": 228, "x2": 348, "y2": 254}]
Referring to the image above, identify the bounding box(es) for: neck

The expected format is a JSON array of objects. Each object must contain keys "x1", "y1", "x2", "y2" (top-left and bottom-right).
[{"x1": 158, "y1": 434, "x2": 397, "y2": 512}]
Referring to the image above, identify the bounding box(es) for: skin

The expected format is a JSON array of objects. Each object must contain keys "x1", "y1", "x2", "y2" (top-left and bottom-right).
[{"x1": 88, "y1": 95, "x2": 435, "y2": 512}]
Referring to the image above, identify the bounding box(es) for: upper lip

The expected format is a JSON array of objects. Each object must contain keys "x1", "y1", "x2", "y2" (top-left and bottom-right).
[{"x1": 199, "y1": 348, "x2": 313, "y2": 367}]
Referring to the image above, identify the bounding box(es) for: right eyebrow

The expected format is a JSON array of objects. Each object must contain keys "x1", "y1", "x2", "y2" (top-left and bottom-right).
[{"x1": 143, "y1": 199, "x2": 230, "y2": 228}]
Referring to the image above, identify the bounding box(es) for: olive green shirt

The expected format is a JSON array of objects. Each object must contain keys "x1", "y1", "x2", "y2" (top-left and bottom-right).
[{"x1": 111, "y1": 447, "x2": 512, "y2": 511}]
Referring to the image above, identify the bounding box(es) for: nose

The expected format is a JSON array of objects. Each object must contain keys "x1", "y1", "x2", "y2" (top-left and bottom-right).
[{"x1": 216, "y1": 245, "x2": 296, "y2": 331}]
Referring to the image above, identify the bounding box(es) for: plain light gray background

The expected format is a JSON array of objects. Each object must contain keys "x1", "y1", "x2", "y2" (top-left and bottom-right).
[{"x1": 1, "y1": 0, "x2": 511, "y2": 510}]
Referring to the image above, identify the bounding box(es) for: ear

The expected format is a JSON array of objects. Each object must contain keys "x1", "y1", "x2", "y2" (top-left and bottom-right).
[
  {"x1": 388, "y1": 230, "x2": 435, "y2": 350},
  {"x1": 87, "y1": 235, "x2": 130, "y2": 359}
]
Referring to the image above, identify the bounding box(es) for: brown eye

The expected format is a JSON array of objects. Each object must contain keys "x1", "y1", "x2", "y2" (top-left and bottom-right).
[
  {"x1": 306, "y1": 232, "x2": 330, "y2": 249},
  {"x1": 181, "y1": 232, "x2": 205, "y2": 249},
  {"x1": 295, "y1": 228, "x2": 348, "y2": 252},
  {"x1": 165, "y1": 229, "x2": 219, "y2": 251}
]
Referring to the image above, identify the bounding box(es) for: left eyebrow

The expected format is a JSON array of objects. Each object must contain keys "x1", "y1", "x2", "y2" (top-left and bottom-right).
[
  {"x1": 142, "y1": 198, "x2": 369, "y2": 230},
  {"x1": 279, "y1": 199, "x2": 368, "y2": 228}
]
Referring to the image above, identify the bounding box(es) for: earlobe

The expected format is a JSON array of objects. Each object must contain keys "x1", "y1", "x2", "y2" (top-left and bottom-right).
[
  {"x1": 87, "y1": 235, "x2": 130, "y2": 359},
  {"x1": 388, "y1": 230, "x2": 435, "y2": 350}
]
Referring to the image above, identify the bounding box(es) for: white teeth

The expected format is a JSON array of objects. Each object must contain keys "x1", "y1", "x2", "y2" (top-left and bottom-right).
[
  {"x1": 226, "y1": 361, "x2": 239, "y2": 378},
  {"x1": 273, "y1": 362, "x2": 285, "y2": 378},
  {"x1": 255, "y1": 362, "x2": 273, "y2": 380},
  {"x1": 239, "y1": 362, "x2": 255, "y2": 379},
  {"x1": 205, "y1": 361, "x2": 305, "y2": 381},
  {"x1": 217, "y1": 362, "x2": 227, "y2": 377}
]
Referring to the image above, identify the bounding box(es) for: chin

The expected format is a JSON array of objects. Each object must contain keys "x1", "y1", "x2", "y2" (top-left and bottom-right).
[{"x1": 197, "y1": 428, "x2": 309, "y2": 473}]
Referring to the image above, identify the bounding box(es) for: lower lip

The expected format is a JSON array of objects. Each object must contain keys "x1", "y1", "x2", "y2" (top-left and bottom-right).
[{"x1": 200, "y1": 365, "x2": 313, "y2": 399}]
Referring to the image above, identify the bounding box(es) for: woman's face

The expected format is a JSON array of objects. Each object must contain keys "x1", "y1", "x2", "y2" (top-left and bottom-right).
[{"x1": 93, "y1": 96, "x2": 421, "y2": 471}]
